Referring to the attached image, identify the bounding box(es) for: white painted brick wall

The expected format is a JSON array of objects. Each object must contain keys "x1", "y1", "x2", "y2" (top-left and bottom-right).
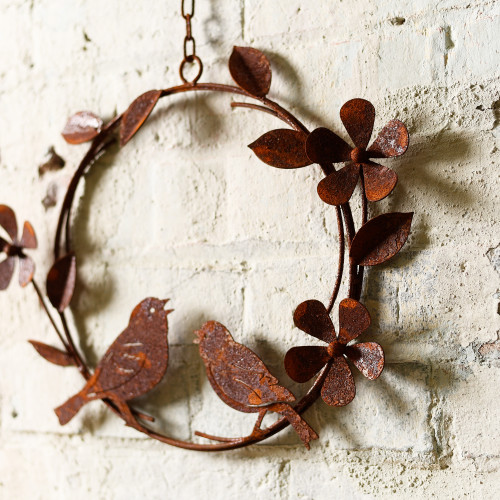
[{"x1": 0, "y1": 0, "x2": 499, "y2": 498}]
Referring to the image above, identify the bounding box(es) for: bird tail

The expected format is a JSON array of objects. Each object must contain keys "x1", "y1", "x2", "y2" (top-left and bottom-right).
[
  {"x1": 275, "y1": 403, "x2": 319, "y2": 450},
  {"x1": 54, "y1": 391, "x2": 88, "y2": 425}
]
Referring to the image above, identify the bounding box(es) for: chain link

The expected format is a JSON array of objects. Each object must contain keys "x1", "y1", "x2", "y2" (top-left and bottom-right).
[{"x1": 179, "y1": 0, "x2": 202, "y2": 84}]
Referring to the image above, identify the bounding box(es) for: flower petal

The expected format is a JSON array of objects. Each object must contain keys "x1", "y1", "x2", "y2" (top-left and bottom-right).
[
  {"x1": 321, "y1": 356, "x2": 356, "y2": 406},
  {"x1": 362, "y1": 162, "x2": 398, "y2": 202},
  {"x1": 0, "y1": 257, "x2": 15, "y2": 290},
  {"x1": 305, "y1": 127, "x2": 352, "y2": 164},
  {"x1": 19, "y1": 256, "x2": 35, "y2": 287},
  {"x1": 345, "y1": 342, "x2": 384, "y2": 380},
  {"x1": 317, "y1": 163, "x2": 360, "y2": 206},
  {"x1": 340, "y1": 99, "x2": 375, "y2": 149},
  {"x1": 20, "y1": 221, "x2": 37, "y2": 249},
  {"x1": 293, "y1": 300, "x2": 336, "y2": 343},
  {"x1": 338, "y1": 298, "x2": 371, "y2": 344},
  {"x1": 368, "y1": 120, "x2": 409, "y2": 158},
  {"x1": 284, "y1": 346, "x2": 331, "y2": 383},
  {"x1": 0, "y1": 205, "x2": 18, "y2": 242}
]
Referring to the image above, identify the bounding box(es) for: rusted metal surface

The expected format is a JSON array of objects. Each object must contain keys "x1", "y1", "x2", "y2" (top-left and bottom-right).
[
  {"x1": 46, "y1": 253, "x2": 77, "y2": 312},
  {"x1": 29, "y1": 340, "x2": 76, "y2": 367},
  {"x1": 350, "y1": 212, "x2": 414, "y2": 266},
  {"x1": 248, "y1": 129, "x2": 311, "y2": 168},
  {"x1": 305, "y1": 98, "x2": 409, "y2": 205},
  {"x1": 120, "y1": 90, "x2": 162, "y2": 146},
  {"x1": 0, "y1": 205, "x2": 37, "y2": 289},
  {"x1": 229, "y1": 46, "x2": 272, "y2": 97},
  {"x1": 285, "y1": 298, "x2": 384, "y2": 407},
  {"x1": 195, "y1": 321, "x2": 318, "y2": 448},
  {"x1": 0, "y1": 17, "x2": 416, "y2": 450},
  {"x1": 179, "y1": 0, "x2": 203, "y2": 84},
  {"x1": 55, "y1": 298, "x2": 171, "y2": 427},
  {"x1": 61, "y1": 111, "x2": 103, "y2": 144}
]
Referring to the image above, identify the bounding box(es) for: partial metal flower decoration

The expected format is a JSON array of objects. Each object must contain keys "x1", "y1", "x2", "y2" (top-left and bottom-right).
[
  {"x1": 0, "y1": 205, "x2": 37, "y2": 290},
  {"x1": 306, "y1": 98, "x2": 409, "y2": 205},
  {"x1": 284, "y1": 298, "x2": 384, "y2": 406}
]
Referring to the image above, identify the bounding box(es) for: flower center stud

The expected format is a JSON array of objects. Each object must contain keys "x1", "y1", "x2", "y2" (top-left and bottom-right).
[
  {"x1": 6, "y1": 244, "x2": 22, "y2": 257},
  {"x1": 327, "y1": 341, "x2": 345, "y2": 358},
  {"x1": 350, "y1": 146, "x2": 366, "y2": 164}
]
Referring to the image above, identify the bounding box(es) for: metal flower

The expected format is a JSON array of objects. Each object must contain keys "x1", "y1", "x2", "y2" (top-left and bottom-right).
[
  {"x1": 284, "y1": 298, "x2": 384, "y2": 406},
  {"x1": 305, "y1": 98, "x2": 409, "y2": 205},
  {"x1": 0, "y1": 205, "x2": 37, "y2": 290}
]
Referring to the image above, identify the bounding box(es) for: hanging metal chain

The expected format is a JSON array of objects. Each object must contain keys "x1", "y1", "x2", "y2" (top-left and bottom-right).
[{"x1": 179, "y1": 0, "x2": 203, "y2": 84}]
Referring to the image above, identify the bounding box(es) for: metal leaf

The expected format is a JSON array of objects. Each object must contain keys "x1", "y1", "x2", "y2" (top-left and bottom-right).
[
  {"x1": 284, "y1": 345, "x2": 331, "y2": 383},
  {"x1": 120, "y1": 90, "x2": 162, "y2": 146},
  {"x1": 305, "y1": 127, "x2": 352, "y2": 164},
  {"x1": 46, "y1": 253, "x2": 77, "y2": 312},
  {"x1": 18, "y1": 256, "x2": 35, "y2": 287},
  {"x1": 229, "y1": 46, "x2": 272, "y2": 97},
  {"x1": 248, "y1": 129, "x2": 311, "y2": 169},
  {"x1": 349, "y1": 212, "x2": 414, "y2": 266},
  {"x1": 368, "y1": 120, "x2": 409, "y2": 158},
  {"x1": 345, "y1": 342, "x2": 384, "y2": 380},
  {"x1": 293, "y1": 300, "x2": 336, "y2": 343},
  {"x1": 20, "y1": 221, "x2": 37, "y2": 249},
  {"x1": 61, "y1": 111, "x2": 103, "y2": 144},
  {"x1": 317, "y1": 163, "x2": 360, "y2": 206},
  {"x1": 0, "y1": 205, "x2": 18, "y2": 241},
  {"x1": 362, "y1": 162, "x2": 398, "y2": 202},
  {"x1": 321, "y1": 356, "x2": 355, "y2": 406},
  {"x1": 340, "y1": 98, "x2": 375, "y2": 149},
  {"x1": 29, "y1": 340, "x2": 75, "y2": 367},
  {"x1": 0, "y1": 257, "x2": 15, "y2": 291},
  {"x1": 338, "y1": 298, "x2": 371, "y2": 344}
]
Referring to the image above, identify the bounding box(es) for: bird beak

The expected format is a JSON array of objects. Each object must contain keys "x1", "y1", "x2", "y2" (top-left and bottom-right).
[
  {"x1": 160, "y1": 299, "x2": 173, "y2": 314},
  {"x1": 193, "y1": 330, "x2": 202, "y2": 344}
]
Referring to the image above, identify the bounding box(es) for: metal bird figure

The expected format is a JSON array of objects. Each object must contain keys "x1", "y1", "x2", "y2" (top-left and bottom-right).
[
  {"x1": 194, "y1": 321, "x2": 319, "y2": 449},
  {"x1": 55, "y1": 297, "x2": 172, "y2": 428}
]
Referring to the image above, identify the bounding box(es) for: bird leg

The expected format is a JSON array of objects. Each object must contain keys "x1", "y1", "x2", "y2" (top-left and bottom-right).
[
  {"x1": 250, "y1": 409, "x2": 267, "y2": 438},
  {"x1": 106, "y1": 395, "x2": 143, "y2": 431}
]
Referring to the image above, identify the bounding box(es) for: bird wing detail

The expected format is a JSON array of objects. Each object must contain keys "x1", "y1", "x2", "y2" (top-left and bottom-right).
[{"x1": 94, "y1": 342, "x2": 151, "y2": 394}]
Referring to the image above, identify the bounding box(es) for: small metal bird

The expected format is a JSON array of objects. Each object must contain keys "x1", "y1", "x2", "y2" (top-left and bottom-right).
[
  {"x1": 55, "y1": 297, "x2": 172, "y2": 428},
  {"x1": 194, "y1": 321, "x2": 318, "y2": 449}
]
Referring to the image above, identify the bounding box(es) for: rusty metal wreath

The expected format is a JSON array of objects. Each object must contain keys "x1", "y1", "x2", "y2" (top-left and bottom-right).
[{"x1": 0, "y1": 27, "x2": 413, "y2": 452}]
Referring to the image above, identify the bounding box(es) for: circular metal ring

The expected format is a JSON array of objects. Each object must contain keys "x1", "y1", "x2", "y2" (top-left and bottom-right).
[{"x1": 179, "y1": 55, "x2": 203, "y2": 84}]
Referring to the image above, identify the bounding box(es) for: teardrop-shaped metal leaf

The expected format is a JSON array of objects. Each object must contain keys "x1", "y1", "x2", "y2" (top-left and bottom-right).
[
  {"x1": 305, "y1": 127, "x2": 352, "y2": 164},
  {"x1": 362, "y1": 162, "x2": 398, "y2": 202},
  {"x1": 19, "y1": 256, "x2": 35, "y2": 287},
  {"x1": 46, "y1": 253, "x2": 77, "y2": 312},
  {"x1": 29, "y1": 340, "x2": 75, "y2": 367},
  {"x1": 284, "y1": 345, "x2": 331, "y2": 383},
  {"x1": 120, "y1": 89, "x2": 162, "y2": 146},
  {"x1": 340, "y1": 98, "x2": 375, "y2": 149},
  {"x1": 345, "y1": 342, "x2": 384, "y2": 380},
  {"x1": 0, "y1": 205, "x2": 18, "y2": 241},
  {"x1": 20, "y1": 221, "x2": 37, "y2": 249},
  {"x1": 338, "y1": 298, "x2": 371, "y2": 344},
  {"x1": 248, "y1": 129, "x2": 311, "y2": 169},
  {"x1": 61, "y1": 111, "x2": 103, "y2": 144},
  {"x1": 317, "y1": 163, "x2": 360, "y2": 206},
  {"x1": 321, "y1": 356, "x2": 356, "y2": 407},
  {"x1": 368, "y1": 120, "x2": 409, "y2": 158},
  {"x1": 350, "y1": 212, "x2": 414, "y2": 266},
  {"x1": 229, "y1": 46, "x2": 272, "y2": 97},
  {"x1": 293, "y1": 300, "x2": 336, "y2": 343}
]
